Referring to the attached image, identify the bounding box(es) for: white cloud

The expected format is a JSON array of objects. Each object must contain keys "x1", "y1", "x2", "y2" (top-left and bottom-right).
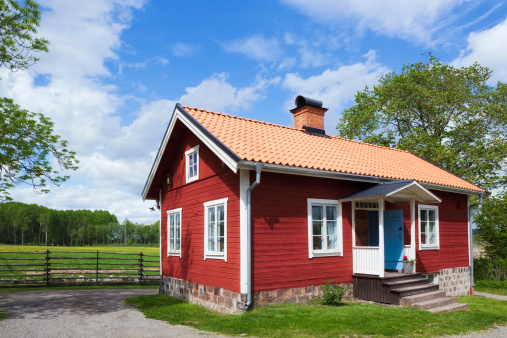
[
  {"x1": 452, "y1": 17, "x2": 507, "y2": 83},
  {"x1": 282, "y1": 50, "x2": 390, "y2": 133},
  {"x1": 280, "y1": 0, "x2": 473, "y2": 45},
  {"x1": 172, "y1": 42, "x2": 198, "y2": 57},
  {"x1": 179, "y1": 73, "x2": 280, "y2": 113},
  {"x1": 221, "y1": 35, "x2": 283, "y2": 62}
]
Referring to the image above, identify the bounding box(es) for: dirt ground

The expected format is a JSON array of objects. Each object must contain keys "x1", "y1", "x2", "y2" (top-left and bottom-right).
[{"x1": 0, "y1": 289, "x2": 227, "y2": 338}]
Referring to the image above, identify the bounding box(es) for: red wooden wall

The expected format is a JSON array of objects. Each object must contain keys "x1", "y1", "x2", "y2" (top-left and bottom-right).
[
  {"x1": 250, "y1": 171, "x2": 362, "y2": 292},
  {"x1": 160, "y1": 129, "x2": 241, "y2": 293},
  {"x1": 386, "y1": 191, "x2": 469, "y2": 273}
]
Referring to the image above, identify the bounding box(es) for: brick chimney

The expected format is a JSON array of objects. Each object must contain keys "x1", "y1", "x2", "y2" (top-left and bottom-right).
[{"x1": 290, "y1": 95, "x2": 328, "y2": 135}]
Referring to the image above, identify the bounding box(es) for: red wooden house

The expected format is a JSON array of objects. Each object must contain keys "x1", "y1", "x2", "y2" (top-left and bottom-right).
[{"x1": 142, "y1": 96, "x2": 485, "y2": 313}]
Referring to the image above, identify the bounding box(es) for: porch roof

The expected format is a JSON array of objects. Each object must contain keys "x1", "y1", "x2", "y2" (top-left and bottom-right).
[{"x1": 338, "y1": 179, "x2": 441, "y2": 204}]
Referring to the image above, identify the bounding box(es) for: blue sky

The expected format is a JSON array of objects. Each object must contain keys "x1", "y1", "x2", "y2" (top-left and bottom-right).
[{"x1": 1, "y1": 0, "x2": 507, "y2": 224}]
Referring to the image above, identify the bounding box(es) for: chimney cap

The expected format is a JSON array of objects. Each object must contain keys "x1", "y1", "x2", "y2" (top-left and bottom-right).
[{"x1": 295, "y1": 95, "x2": 323, "y2": 109}]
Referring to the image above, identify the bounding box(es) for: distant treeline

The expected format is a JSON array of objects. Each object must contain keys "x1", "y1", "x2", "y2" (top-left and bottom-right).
[{"x1": 0, "y1": 202, "x2": 159, "y2": 246}]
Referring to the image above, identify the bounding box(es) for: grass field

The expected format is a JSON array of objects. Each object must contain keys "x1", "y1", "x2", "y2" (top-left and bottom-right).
[
  {"x1": 0, "y1": 245, "x2": 160, "y2": 284},
  {"x1": 126, "y1": 295, "x2": 507, "y2": 337}
]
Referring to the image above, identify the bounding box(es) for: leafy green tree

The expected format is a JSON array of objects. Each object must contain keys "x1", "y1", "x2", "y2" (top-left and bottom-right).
[
  {"x1": 475, "y1": 192, "x2": 507, "y2": 260},
  {"x1": 337, "y1": 55, "x2": 507, "y2": 190},
  {"x1": 0, "y1": 0, "x2": 49, "y2": 71},
  {"x1": 0, "y1": 0, "x2": 78, "y2": 201}
]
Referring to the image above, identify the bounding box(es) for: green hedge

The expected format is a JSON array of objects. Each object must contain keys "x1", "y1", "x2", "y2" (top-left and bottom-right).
[
  {"x1": 475, "y1": 280, "x2": 507, "y2": 289},
  {"x1": 474, "y1": 257, "x2": 507, "y2": 281}
]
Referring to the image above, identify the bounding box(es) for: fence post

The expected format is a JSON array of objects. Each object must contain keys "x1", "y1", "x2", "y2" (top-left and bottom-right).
[
  {"x1": 96, "y1": 251, "x2": 99, "y2": 285},
  {"x1": 139, "y1": 252, "x2": 143, "y2": 285},
  {"x1": 45, "y1": 250, "x2": 51, "y2": 286}
]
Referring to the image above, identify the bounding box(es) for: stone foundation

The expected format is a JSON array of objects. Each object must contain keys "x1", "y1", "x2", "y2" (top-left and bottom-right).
[
  {"x1": 160, "y1": 275, "x2": 353, "y2": 313},
  {"x1": 437, "y1": 267, "x2": 471, "y2": 296}
]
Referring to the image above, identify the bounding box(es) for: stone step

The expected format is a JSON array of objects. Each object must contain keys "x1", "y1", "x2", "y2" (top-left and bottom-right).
[
  {"x1": 391, "y1": 283, "x2": 440, "y2": 298},
  {"x1": 383, "y1": 277, "x2": 429, "y2": 288},
  {"x1": 400, "y1": 290, "x2": 447, "y2": 307},
  {"x1": 381, "y1": 273, "x2": 422, "y2": 283},
  {"x1": 412, "y1": 297, "x2": 456, "y2": 310},
  {"x1": 428, "y1": 302, "x2": 469, "y2": 313}
]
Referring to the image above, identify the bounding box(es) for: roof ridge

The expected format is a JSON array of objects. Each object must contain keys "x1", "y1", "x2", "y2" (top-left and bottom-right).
[{"x1": 182, "y1": 105, "x2": 414, "y2": 155}]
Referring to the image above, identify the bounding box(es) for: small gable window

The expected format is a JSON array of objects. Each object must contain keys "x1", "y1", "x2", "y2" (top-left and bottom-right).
[
  {"x1": 418, "y1": 205, "x2": 439, "y2": 250},
  {"x1": 185, "y1": 145, "x2": 199, "y2": 183},
  {"x1": 167, "y1": 208, "x2": 182, "y2": 257},
  {"x1": 308, "y1": 198, "x2": 343, "y2": 258}
]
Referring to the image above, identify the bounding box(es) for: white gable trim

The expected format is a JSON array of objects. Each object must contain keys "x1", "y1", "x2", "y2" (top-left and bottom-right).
[{"x1": 142, "y1": 104, "x2": 240, "y2": 200}]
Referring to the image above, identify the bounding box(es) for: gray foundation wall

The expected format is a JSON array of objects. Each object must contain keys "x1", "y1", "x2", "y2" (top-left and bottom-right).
[
  {"x1": 437, "y1": 267, "x2": 471, "y2": 296},
  {"x1": 160, "y1": 275, "x2": 353, "y2": 313}
]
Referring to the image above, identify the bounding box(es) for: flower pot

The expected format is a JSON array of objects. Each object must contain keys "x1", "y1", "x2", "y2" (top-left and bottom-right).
[{"x1": 403, "y1": 261, "x2": 415, "y2": 274}]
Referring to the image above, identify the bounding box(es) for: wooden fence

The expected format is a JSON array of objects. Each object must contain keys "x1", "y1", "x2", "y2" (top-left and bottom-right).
[{"x1": 0, "y1": 250, "x2": 160, "y2": 286}]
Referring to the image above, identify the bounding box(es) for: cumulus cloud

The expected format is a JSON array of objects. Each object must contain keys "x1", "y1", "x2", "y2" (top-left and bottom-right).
[
  {"x1": 452, "y1": 17, "x2": 507, "y2": 83},
  {"x1": 280, "y1": 0, "x2": 474, "y2": 46},
  {"x1": 221, "y1": 35, "x2": 283, "y2": 62},
  {"x1": 282, "y1": 50, "x2": 390, "y2": 133},
  {"x1": 179, "y1": 73, "x2": 280, "y2": 113}
]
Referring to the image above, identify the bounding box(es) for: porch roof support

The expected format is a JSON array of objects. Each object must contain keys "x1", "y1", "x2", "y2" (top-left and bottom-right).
[
  {"x1": 378, "y1": 197, "x2": 385, "y2": 278},
  {"x1": 410, "y1": 199, "x2": 416, "y2": 271}
]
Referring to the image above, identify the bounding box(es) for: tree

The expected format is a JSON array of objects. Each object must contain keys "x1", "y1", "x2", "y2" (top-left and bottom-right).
[
  {"x1": 0, "y1": 0, "x2": 49, "y2": 71},
  {"x1": 0, "y1": 0, "x2": 78, "y2": 201},
  {"x1": 474, "y1": 192, "x2": 507, "y2": 260},
  {"x1": 337, "y1": 55, "x2": 507, "y2": 191}
]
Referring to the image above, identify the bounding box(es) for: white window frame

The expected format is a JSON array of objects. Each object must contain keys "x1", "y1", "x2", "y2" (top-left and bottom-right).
[
  {"x1": 418, "y1": 204, "x2": 439, "y2": 250},
  {"x1": 185, "y1": 145, "x2": 199, "y2": 184},
  {"x1": 204, "y1": 197, "x2": 228, "y2": 261},
  {"x1": 167, "y1": 208, "x2": 182, "y2": 257},
  {"x1": 308, "y1": 198, "x2": 343, "y2": 258}
]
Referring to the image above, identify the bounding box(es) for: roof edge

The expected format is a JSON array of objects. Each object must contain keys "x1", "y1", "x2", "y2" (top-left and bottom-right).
[
  {"x1": 238, "y1": 161, "x2": 485, "y2": 195},
  {"x1": 141, "y1": 104, "x2": 241, "y2": 201}
]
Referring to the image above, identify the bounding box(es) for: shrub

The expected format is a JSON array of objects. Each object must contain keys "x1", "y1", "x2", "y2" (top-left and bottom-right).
[
  {"x1": 321, "y1": 280, "x2": 347, "y2": 306},
  {"x1": 474, "y1": 257, "x2": 507, "y2": 281},
  {"x1": 475, "y1": 280, "x2": 507, "y2": 289}
]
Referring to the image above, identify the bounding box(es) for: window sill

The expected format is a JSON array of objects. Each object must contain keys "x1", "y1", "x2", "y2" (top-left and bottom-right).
[
  {"x1": 311, "y1": 251, "x2": 342, "y2": 258},
  {"x1": 205, "y1": 253, "x2": 226, "y2": 261},
  {"x1": 419, "y1": 246, "x2": 439, "y2": 251},
  {"x1": 167, "y1": 252, "x2": 181, "y2": 257}
]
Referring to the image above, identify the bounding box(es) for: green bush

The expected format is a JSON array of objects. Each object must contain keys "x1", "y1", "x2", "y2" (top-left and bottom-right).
[
  {"x1": 321, "y1": 280, "x2": 347, "y2": 306},
  {"x1": 474, "y1": 257, "x2": 507, "y2": 281},
  {"x1": 475, "y1": 280, "x2": 507, "y2": 289}
]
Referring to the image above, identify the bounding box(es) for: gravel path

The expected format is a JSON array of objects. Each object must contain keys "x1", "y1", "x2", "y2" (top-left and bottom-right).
[{"x1": 0, "y1": 289, "x2": 227, "y2": 338}]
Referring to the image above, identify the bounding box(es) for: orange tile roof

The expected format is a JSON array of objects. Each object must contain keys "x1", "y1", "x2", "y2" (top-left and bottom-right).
[{"x1": 183, "y1": 106, "x2": 484, "y2": 193}]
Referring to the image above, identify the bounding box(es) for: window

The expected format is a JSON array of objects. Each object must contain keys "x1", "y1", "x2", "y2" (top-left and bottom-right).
[
  {"x1": 355, "y1": 202, "x2": 378, "y2": 209},
  {"x1": 167, "y1": 208, "x2": 182, "y2": 257},
  {"x1": 204, "y1": 198, "x2": 228, "y2": 260},
  {"x1": 185, "y1": 145, "x2": 199, "y2": 183},
  {"x1": 421, "y1": 273, "x2": 437, "y2": 285},
  {"x1": 308, "y1": 199, "x2": 343, "y2": 258},
  {"x1": 418, "y1": 205, "x2": 439, "y2": 250}
]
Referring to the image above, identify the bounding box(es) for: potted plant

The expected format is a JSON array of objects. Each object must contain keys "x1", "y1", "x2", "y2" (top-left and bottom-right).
[{"x1": 402, "y1": 256, "x2": 416, "y2": 274}]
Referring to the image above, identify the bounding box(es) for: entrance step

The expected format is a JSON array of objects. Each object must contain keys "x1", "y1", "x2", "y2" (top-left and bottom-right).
[
  {"x1": 412, "y1": 296, "x2": 456, "y2": 310},
  {"x1": 383, "y1": 277, "x2": 430, "y2": 289},
  {"x1": 428, "y1": 302, "x2": 469, "y2": 313},
  {"x1": 391, "y1": 283, "x2": 440, "y2": 298},
  {"x1": 400, "y1": 290, "x2": 447, "y2": 307}
]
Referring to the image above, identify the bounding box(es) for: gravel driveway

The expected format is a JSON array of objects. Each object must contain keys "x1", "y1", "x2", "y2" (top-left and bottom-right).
[{"x1": 0, "y1": 289, "x2": 227, "y2": 338}]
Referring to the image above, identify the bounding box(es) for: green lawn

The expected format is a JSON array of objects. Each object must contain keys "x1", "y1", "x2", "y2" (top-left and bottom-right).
[
  {"x1": 0, "y1": 284, "x2": 159, "y2": 293},
  {"x1": 126, "y1": 295, "x2": 507, "y2": 337},
  {"x1": 0, "y1": 245, "x2": 160, "y2": 283},
  {"x1": 475, "y1": 287, "x2": 507, "y2": 296}
]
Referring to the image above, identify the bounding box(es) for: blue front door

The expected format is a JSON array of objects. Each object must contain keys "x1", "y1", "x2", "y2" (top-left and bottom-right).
[{"x1": 384, "y1": 209, "x2": 404, "y2": 270}]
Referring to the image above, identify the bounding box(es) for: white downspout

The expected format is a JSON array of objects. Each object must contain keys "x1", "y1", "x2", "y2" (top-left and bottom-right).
[
  {"x1": 469, "y1": 192, "x2": 484, "y2": 293},
  {"x1": 158, "y1": 189, "x2": 162, "y2": 279},
  {"x1": 244, "y1": 163, "x2": 263, "y2": 310}
]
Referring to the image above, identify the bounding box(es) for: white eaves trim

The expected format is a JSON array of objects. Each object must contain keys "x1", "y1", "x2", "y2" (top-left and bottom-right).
[
  {"x1": 142, "y1": 105, "x2": 240, "y2": 200},
  {"x1": 237, "y1": 161, "x2": 484, "y2": 197}
]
